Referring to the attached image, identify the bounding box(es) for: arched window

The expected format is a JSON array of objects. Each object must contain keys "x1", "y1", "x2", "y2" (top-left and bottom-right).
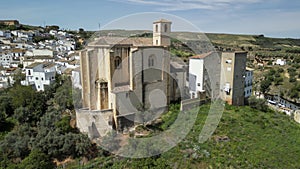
[
  {"x1": 164, "y1": 24, "x2": 168, "y2": 32},
  {"x1": 114, "y1": 56, "x2": 121, "y2": 69},
  {"x1": 148, "y1": 55, "x2": 156, "y2": 67}
]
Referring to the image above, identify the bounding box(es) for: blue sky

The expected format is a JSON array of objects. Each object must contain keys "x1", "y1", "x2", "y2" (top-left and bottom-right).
[{"x1": 1, "y1": 0, "x2": 300, "y2": 38}]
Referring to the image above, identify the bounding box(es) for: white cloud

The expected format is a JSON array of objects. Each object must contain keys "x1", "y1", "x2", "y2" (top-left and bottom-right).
[{"x1": 115, "y1": 0, "x2": 263, "y2": 11}]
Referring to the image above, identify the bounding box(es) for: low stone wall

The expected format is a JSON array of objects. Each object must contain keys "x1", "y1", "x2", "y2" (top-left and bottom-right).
[
  {"x1": 76, "y1": 108, "x2": 113, "y2": 139},
  {"x1": 181, "y1": 98, "x2": 208, "y2": 111},
  {"x1": 294, "y1": 110, "x2": 300, "y2": 124}
]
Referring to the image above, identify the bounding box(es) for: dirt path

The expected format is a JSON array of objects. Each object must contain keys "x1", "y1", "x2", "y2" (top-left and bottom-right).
[{"x1": 284, "y1": 72, "x2": 290, "y2": 78}]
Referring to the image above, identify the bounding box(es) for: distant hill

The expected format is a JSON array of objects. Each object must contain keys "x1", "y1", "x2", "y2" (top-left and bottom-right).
[
  {"x1": 95, "y1": 29, "x2": 300, "y2": 50},
  {"x1": 206, "y1": 33, "x2": 300, "y2": 49},
  {"x1": 3, "y1": 23, "x2": 300, "y2": 51},
  {"x1": 0, "y1": 22, "x2": 43, "y2": 31}
]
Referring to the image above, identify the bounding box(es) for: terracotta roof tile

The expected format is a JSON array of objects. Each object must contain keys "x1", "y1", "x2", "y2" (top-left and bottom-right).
[
  {"x1": 89, "y1": 37, "x2": 153, "y2": 47},
  {"x1": 190, "y1": 52, "x2": 214, "y2": 59},
  {"x1": 153, "y1": 19, "x2": 172, "y2": 23}
]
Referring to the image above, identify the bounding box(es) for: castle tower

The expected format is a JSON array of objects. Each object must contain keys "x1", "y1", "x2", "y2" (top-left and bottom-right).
[{"x1": 153, "y1": 19, "x2": 172, "y2": 47}]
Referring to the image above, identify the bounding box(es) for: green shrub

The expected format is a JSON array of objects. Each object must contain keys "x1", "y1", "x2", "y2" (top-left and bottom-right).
[
  {"x1": 289, "y1": 77, "x2": 297, "y2": 83},
  {"x1": 248, "y1": 96, "x2": 268, "y2": 112},
  {"x1": 277, "y1": 68, "x2": 284, "y2": 73}
]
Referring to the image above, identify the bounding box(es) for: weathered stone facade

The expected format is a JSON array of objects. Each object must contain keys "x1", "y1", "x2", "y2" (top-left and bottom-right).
[
  {"x1": 77, "y1": 20, "x2": 173, "y2": 137},
  {"x1": 220, "y1": 52, "x2": 247, "y2": 106}
]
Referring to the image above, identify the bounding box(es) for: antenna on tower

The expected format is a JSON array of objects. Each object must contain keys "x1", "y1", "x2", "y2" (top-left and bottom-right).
[{"x1": 98, "y1": 22, "x2": 101, "y2": 36}]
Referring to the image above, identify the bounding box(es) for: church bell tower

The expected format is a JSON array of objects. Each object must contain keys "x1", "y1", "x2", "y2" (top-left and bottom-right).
[{"x1": 153, "y1": 19, "x2": 172, "y2": 47}]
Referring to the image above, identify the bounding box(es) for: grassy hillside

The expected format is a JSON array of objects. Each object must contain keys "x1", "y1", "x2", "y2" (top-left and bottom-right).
[
  {"x1": 63, "y1": 104, "x2": 300, "y2": 168},
  {"x1": 206, "y1": 33, "x2": 300, "y2": 49}
]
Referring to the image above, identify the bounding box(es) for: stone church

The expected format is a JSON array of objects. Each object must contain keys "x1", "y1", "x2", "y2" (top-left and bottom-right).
[{"x1": 76, "y1": 19, "x2": 175, "y2": 138}]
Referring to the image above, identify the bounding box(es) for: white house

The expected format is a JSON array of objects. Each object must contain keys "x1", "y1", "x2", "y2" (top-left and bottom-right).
[
  {"x1": 0, "y1": 76, "x2": 9, "y2": 88},
  {"x1": 21, "y1": 62, "x2": 56, "y2": 91},
  {"x1": 3, "y1": 31, "x2": 11, "y2": 39},
  {"x1": 10, "y1": 62, "x2": 19, "y2": 68},
  {"x1": 67, "y1": 52, "x2": 80, "y2": 60},
  {"x1": 11, "y1": 30, "x2": 19, "y2": 37},
  {"x1": 0, "y1": 52, "x2": 13, "y2": 67},
  {"x1": 17, "y1": 32, "x2": 29, "y2": 39},
  {"x1": 189, "y1": 55, "x2": 205, "y2": 98},
  {"x1": 265, "y1": 94, "x2": 300, "y2": 111},
  {"x1": 244, "y1": 68, "x2": 253, "y2": 98},
  {"x1": 275, "y1": 59, "x2": 286, "y2": 66},
  {"x1": 25, "y1": 49, "x2": 53, "y2": 57},
  {"x1": 0, "y1": 74, "x2": 14, "y2": 88},
  {"x1": 55, "y1": 59, "x2": 79, "y2": 69},
  {"x1": 21, "y1": 55, "x2": 55, "y2": 68},
  {"x1": 57, "y1": 31, "x2": 68, "y2": 37},
  {"x1": 9, "y1": 31, "x2": 29, "y2": 39},
  {"x1": 49, "y1": 30, "x2": 58, "y2": 36},
  {"x1": 11, "y1": 48, "x2": 25, "y2": 58},
  {"x1": 1, "y1": 45, "x2": 11, "y2": 50},
  {"x1": 0, "y1": 68, "x2": 16, "y2": 88},
  {"x1": 55, "y1": 40, "x2": 75, "y2": 52},
  {"x1": 189, "y1": 52, "x2": 221, "y2": 99},
  {"x1": 0, "y1": 38, "x2": 11, "y2": 44},
  {"x1": 189, "y1": 51, "x2": 251, "y2": 105}
]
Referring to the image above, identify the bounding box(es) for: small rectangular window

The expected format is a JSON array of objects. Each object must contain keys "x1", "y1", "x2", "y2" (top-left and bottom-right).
[
  {"x1": 36, "y1": 77, "x2": 38, "y2": 80},
  {"x1": 225, "y1": 59, "x2": 232, "y2": 64},
  {"x1": 224, "y1": 83, "x2": 231, "y2": 95}
]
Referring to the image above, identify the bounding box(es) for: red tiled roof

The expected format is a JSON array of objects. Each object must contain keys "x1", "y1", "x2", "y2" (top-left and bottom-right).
[
  {"x1": 89, "y1": 37, "x2": 153, "y2": 47},
  {"x1": 153, "y1": 19, "x2": 172, "y2": 23},
  {"x1": 190, "y1": 52, "x2": 213, "y2": 59}
]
